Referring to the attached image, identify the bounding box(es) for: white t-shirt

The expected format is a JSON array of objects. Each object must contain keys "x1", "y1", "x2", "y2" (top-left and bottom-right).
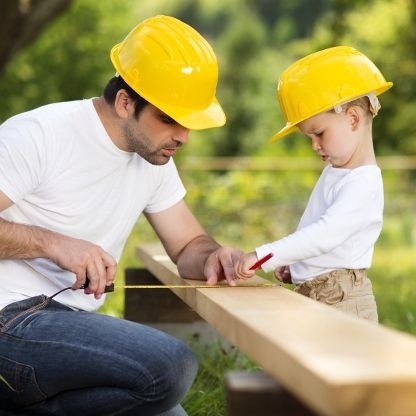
[
  {"x1": 256, "y1": 164, "x2": 384, "y2": 284},
  {"x1": 0, "y1": 99, "x2": 186, "y2": 311}
]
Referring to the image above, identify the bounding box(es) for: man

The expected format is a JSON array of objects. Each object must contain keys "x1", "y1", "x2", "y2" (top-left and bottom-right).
[{"x1": 0, "y1": 15, "x2": 242, "y2": 415}]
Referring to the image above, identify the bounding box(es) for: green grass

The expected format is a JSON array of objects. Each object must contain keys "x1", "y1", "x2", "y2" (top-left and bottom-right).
[{"x1": 182, "y1": 338, "x2": 260, "y2": 415}]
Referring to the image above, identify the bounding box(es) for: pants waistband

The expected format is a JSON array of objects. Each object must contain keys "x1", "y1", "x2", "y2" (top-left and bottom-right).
[{"x1": 296, "y1": 268, "x2": 367, "y2": 290}]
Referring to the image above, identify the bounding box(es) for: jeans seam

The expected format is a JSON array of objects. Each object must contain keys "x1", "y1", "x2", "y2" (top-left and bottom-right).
[{"x1": 0, "y1": 296, "x2": 51, "y2": 333}]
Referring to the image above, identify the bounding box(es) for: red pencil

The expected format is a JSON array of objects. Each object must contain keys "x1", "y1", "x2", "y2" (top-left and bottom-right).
[{"x1": 249, "y1": 253, "x2": 273, "y2": 270}]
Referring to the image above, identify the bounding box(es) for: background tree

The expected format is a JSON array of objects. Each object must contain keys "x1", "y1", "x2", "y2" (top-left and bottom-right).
[
  {"x1": 0, "y1": 0, "x2": 141, "y2": 120},
  {"x1": 0, "y1": 0, "x2": 74, "y2": 76}
]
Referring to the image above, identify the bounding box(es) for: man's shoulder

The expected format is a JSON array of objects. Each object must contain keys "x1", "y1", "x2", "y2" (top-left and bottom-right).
[
  {"x1": 33, "y1": 99, "x2": 91, "y2": 118},
  {"x1": 2, "y1": 99, "x2": 89, "y2": 127}
]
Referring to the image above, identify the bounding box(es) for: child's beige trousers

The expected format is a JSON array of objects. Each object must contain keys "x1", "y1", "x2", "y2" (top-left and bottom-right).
[{"x1": 295, "y1": 269, "x2": 378, "y2": 322}]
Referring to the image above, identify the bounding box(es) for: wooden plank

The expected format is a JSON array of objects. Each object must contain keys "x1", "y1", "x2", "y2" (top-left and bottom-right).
[{"x1": 136, "y1": 243, "x2": 416, "y2": 416}]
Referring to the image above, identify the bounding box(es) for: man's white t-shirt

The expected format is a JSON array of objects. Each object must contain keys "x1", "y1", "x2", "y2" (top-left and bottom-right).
[
  {"x1": 256, "y1": 164, "x2": 384, "y2": 284},
  {"x1": 0, "y1": 99, "x2": 186, "y2": 311}
]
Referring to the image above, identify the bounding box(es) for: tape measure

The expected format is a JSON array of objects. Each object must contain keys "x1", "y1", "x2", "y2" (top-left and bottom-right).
[
  {"x1": 104, "y1": 282, "x2": 276, "y2": 293},
  {"x1": 49, "y1": 280, "x2": 276, "y2": 300}
]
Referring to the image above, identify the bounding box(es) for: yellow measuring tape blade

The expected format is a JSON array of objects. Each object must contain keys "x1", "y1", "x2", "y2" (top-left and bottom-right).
[{"x1": 115, "y1": 283, "x2": 276, "y2": 289}]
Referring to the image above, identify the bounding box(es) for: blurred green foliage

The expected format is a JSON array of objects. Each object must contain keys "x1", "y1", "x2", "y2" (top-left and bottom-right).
[
  {"x1": 1, "y1": 3, "x2": 415, "y2": 413},
  {"x1": 1, "y1": 0, "x2": 416, "y2": 155}
]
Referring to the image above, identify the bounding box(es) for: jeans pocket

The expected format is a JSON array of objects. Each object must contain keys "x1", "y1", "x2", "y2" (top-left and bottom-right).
[{"x1": 0, "y1": 354, "x2": 46, "y2": 410}]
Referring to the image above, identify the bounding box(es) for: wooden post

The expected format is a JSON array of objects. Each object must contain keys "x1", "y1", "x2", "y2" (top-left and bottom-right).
[
  {"x1": 225, "y1": 371, "x2": 317, "y2": 416},
  {"x1": 124, "y1": 268, "x2": 200, "y2": 323},
  {"x1": 124, "y1": 268, "x2": 222, "y2": 343}
]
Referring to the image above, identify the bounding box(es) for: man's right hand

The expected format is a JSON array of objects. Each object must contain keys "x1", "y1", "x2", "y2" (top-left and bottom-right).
[
  {"x1": 0, "y1": 214, "x2": 116, "y2": 299},
  {"x1": 48, "y1": 234, "x2": 117, "y2": 299}
]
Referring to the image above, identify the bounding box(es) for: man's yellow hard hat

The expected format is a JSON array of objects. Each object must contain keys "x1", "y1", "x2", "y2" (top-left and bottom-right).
[
  {"x1": 110, "y1": 15, "x2": 225, "y2": 130},
  {"x1": 269, "y1": 46, "x2": 393, "y2": 142}
]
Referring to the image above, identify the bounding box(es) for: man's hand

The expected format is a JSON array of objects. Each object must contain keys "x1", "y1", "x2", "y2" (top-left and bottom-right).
[
  {"x1": 204, "y1": 246, "x2": 245, "y2": 286},
  {"x1": 146, "y1": 201, "x2": 244, "y2": 286},
  {"x1": 49, "y1": 235, "x2": 117, "y2": 299}
]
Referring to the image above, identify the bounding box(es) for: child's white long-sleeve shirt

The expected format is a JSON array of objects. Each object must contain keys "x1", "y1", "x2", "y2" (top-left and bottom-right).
[{"x1": 255, "y1": 164, "x2": 383, "y2": 284}]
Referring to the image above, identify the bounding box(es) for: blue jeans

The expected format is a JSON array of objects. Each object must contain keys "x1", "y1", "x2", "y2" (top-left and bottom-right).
[{"x1": 0, "y1": 296, "x2": 198, "y2": 415}]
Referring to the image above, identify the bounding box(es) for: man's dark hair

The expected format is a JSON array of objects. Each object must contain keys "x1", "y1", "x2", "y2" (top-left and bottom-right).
[{"x1": 103, "y1": 76, "x2": 149, "y2": 117}]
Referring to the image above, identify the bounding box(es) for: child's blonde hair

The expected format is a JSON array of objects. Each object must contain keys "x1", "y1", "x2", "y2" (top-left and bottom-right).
[{"x1": 332, "y1": 93, "x2": 380, "y2": 121}]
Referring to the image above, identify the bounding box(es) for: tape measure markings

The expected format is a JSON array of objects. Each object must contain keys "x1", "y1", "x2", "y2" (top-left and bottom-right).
[{"x1": 115, "y1": 283, "x2": 275, "y2": 289}]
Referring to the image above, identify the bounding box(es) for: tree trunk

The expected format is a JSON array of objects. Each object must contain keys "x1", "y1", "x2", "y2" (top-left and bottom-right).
[{"x1": 0, "y1": 0, "x2": 73, "y2": 75}]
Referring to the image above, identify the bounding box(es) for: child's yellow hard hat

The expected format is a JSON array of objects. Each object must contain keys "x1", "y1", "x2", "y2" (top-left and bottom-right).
[
  {"x1": 110, "y1": 15, "x2": 225, "y2": 130},
  {"x1": 269, "y1": 46, "x2": 393, "y2": 142}
]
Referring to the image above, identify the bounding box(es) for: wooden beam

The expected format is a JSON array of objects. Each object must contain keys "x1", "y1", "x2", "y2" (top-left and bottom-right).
[{"x1": 136, "y1": 243, "x2": 416, "y2": 416}]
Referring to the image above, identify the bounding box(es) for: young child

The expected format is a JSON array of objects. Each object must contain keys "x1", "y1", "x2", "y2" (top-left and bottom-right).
[{"x1": 234, "y1": 46, "x2": 392, "y2": 322}]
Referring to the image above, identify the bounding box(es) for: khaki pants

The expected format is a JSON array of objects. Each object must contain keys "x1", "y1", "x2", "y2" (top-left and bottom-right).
[{"x1": 294, "y1": 269, "x2": 378, "y2": 322}]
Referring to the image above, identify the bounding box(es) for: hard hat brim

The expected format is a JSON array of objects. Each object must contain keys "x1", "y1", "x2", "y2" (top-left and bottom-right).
[
  {"x1": 268, "y1": 124, "x2": 298, "y2": 142},
  {"x1": 165, "y1": 96, "x2": 226, "y2": 130}
]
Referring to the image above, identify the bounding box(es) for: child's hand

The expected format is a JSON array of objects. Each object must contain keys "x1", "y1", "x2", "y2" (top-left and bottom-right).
[
  {"x1": 234, "y1": 251, "x2": 258, "y2": 280},
  {"x1": 274, "y1": 266, "x2": 292, "y2": 283}
]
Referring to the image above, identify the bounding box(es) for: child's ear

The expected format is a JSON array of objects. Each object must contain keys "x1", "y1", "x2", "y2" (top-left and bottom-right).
[{"x1": 347, "y1": 106, "x2": 360, "y2": 131}]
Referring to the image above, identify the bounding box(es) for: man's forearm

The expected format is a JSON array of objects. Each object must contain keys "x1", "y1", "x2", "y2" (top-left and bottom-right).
[
  {"x1": 0, "y1": 217, "x2": 117, "y2": 295},
  {"x1": 176, "y1": 234, "x2": 220, "y2": 280},
  {"x1": 0, "y1": 217, "x2": 52, "y2": 259}
]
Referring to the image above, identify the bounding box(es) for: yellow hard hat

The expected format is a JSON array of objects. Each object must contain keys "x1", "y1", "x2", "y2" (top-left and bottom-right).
[
  {"x1": 269, "y1": 46, "x2": 393, "y2": 142},
  {"x1": 110, "y1": 15, "x2": 225, "y2": 130}
]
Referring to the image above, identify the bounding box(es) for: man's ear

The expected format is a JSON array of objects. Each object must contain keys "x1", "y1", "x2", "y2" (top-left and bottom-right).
[{"x1": 114, "y1": 89, "x2": 133, "y2": 119}]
